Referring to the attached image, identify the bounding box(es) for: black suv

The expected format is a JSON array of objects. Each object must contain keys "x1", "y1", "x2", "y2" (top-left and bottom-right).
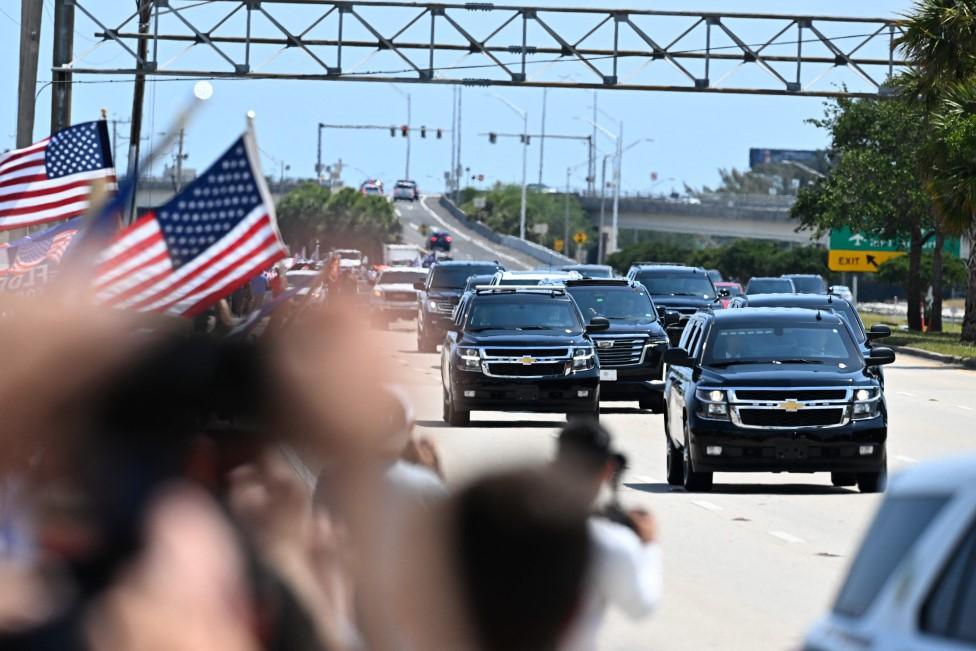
[
  {"x1": 440, "y1": 286, "x2": 608, "y2": 425},
  {"x1": 663, "y1": 308, "x2": 895, "y2": 493},
  {"x1": 728, "y1": 293, "x2": 892, "y2": 383},
  {"x1": 415, "y1": 260, "x2": 503, "y2": 352},
  {"x1": 563, "y1": 278, "x2": 674, "y2": 412},
  {"x1": 626, "y1": 264, "x2": 721, "y2": 332},
  {"x1": 428, "y1": 229, "x2": 452, "y2": 252}
]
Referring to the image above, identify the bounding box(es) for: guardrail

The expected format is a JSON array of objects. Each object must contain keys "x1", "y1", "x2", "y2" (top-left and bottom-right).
[{"x1": 437, "y1": 196, "x2": 575, "y2": 266}]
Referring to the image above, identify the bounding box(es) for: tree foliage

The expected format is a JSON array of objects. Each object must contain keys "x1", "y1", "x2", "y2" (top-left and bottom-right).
[
  {"x1": 878, "y1": 251, "x2": 967, "y2": 288},
  {"x1": 607, "y1": 238, "x2": 828, "y2": 282},
  {"x1": 276, "y1": 183, "x2": 401, "y2": 260},
  {"x1": 459, "y1": 184, "x2": 592, "y2": 249}
]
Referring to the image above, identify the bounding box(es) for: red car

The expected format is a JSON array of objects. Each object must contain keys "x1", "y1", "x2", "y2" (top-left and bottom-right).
[{"x1": 714, "y1": 281, "x2": 743, "y2": 308}]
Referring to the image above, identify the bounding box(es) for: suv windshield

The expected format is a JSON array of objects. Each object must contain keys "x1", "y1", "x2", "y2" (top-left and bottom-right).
[
  {"x1": 378, "y1": 270, "x2": 426, "y2": 284},
  {"x1": 634, "y1": 271, "x2": 716, "y2": 300},
  {"x1": 467, "y1": 297, "x2": 582, "y2": 332},
  {"x1": 430, "y1": 265, "x2": 500, "y2": 289},
  {"x1": 568, "y1": 286, "x2": 657, "y2": 323},
  {"x1": 703, "y1": 322, "x2": 861, "y2": 367},
  {"x1": 747, "y1": 278, "x2": 794, "y2": 294},
  {"x1": 787, "y1": 276, "x2": 826, "y2": 293},
  {"x1": 337, "y1": 251, "x2": 361, "y2": 260}
]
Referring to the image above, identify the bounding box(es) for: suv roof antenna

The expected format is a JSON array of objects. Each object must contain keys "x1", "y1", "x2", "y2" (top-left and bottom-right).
[{"x1": 816, "y1": 309, "x2": 823, "y2": 321}]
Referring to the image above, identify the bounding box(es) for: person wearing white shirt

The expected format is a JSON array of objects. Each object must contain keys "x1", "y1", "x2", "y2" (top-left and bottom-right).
[{"x1": 555, "y1": 420, "x2": 663, "y2": 651}]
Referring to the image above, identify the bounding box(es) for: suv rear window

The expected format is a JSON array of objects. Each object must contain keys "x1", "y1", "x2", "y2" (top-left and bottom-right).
[
  {"x1": 746, "y1": 278, "x2": 794, "y2": 294},
  {"x1": 834, "y1": 495, "x2": 949, "y2": 618},
  {"x1": 788, "y1": 276, "x2": 827, "y2": 294}
]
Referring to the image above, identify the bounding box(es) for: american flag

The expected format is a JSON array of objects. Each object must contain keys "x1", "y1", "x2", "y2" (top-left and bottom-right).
[
  {"x1": 93, "y1": 132, "x2": 286, "y2": 318},
  {"x1": 0, "y1": 121, "x2": 116, "y2": 231}
]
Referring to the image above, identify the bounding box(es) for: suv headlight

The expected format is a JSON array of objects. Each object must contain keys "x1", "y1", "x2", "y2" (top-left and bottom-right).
[
  {"x1": 427, "y1": 299, "x2": 438, "y2": 311},
  {"x1": 852, "y1": 387, "x2": 880, "y2": 419},
  {"x1": 572, "y1": 346, "x2": 595, "y2": 371},
  {"x1": 371, "y1": 288, "x2": 383, "y2": 298},
  {"x1": 695, "y1": 388, "x2": 729, "y2": 420},
  {"x1": 457, "y1": 347, "x2": 482, "y2": 371}
]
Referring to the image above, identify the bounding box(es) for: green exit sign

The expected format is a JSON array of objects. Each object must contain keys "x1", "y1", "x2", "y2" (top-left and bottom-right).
[{"x1": 829, "y1": 227, "x2": 961, "y2": 257}]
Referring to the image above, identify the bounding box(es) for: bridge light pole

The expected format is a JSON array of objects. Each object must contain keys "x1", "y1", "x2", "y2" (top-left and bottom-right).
[
  {"x1": 390, "y1": 85, "x2": 412, "y2": 179},
  {"x1": 490, "y1": 93, "x2": 529, "y2": 241}
]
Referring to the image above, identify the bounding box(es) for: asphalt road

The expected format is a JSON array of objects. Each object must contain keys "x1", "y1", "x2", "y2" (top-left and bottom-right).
[{"x1": 383, "y1": 201, "x2": 976, "y2": 649}]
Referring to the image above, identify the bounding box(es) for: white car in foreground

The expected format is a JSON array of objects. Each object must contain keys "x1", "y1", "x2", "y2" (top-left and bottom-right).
[{"x1": 804, "y1": 454, "x2": 976, "y2": 651}]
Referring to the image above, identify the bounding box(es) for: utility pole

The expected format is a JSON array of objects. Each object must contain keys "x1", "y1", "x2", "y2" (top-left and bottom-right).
[
  {"x1": 316, "y1": 123, "x2": 324, "y2": 183},
  {"x1": 449, "y1": 86, "x2": 457, "y2": 196},
  {"x1": 173, "y1": 128, "x2": 186, "y2": 192},
  {"x1": 406, "y1": 93, "x2": 412, "y2": 179},
  {"x1": 50, "y1": 0, "x2": 74, "y2": 134},
  {"x1": 564, "y1": 166, "x2": 571, "y2": 251},
  {"x1": 590, "y1": 91, "x2": 598, "y2": 196},
  {"x1": 16, "y1": 0, "x2": 43, "y2": 149},
  {"x1": 611, "y1": 122, "x2": 622, "y2": 255},
  {"x1": 455, "y1": 87, "x2": 463, "y2": 203},
  {"x1": 538, "y1": 88, "x2": 548, "y2": 185},
  {"x1": 597, "y1": 155, "x2": 609, "y2": 263},
  {"x1": 126, "y1": 0, "x2": 152, "y2": 222}
]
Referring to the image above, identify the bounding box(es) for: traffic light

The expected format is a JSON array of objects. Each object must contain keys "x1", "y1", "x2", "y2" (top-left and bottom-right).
[
  {"x1": 420, "y1": 126, "x2": 427, "y2": 138},
  {"x1": 401, "y1": 125, "x2": 408, "y2": 137},
  {"x1": 436, "y1": 128, "x2": 443, "y2": 139},
  {"x1": 489, "y1": 132, "x2": 497, "y2": 144},
  {"x1": 520, "y1": 134, "x2": 531, "y2": 145},
  {"x1": 389, "y1": 126, "x2": 396, "y2": 137}
]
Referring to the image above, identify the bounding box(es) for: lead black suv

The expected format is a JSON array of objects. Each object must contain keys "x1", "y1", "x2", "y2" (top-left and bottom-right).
[
  {"x1": 440, "y1": 285, "x2": 608, "y2": 425},
  {"x1": 415, "y1": 260, "x2": 503, "y2": 352},
  {"x1": 626, "y1": 264, "x2": 722, "y2": 334},
  {"x1": 562, "y1": 278, "x2": 674, "y2": 412},
  {"x1": 663, "y1": 308, "x2": 895, "y2": 493}
]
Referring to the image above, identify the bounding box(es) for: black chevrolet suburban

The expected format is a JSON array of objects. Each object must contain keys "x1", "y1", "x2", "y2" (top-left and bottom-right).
[
  {"x1": 626, "y1": 264, "x2": 722, "y2": 333},
  {"x1": 663, "y1": 308, "x2": 895, "y2": 493},
  {"x1": 415, "y1": 260, "x2": 503, "y2": 352},
  {"x1": 562, "y1": 278, "x2": 673, "y2": 412},
  {"x1": 440, "y1": 285, "x2": 607, "y2": 425}
]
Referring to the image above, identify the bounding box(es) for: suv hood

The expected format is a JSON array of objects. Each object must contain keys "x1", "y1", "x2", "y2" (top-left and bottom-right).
[
  {"x1": 597, "y1": 321, "x2": 668, "y2": 338},
  {"x1": 427, "y1": 289, "x2": 463, "y2": 300},
  {"x1": 651, "y1": 295, "x2": 716, "y2": 310},
  {"x1": 699, "y1": 365, "x2": 870, "y2": 387},
  {"x1": 460, "y1": 331, "x2": 587, "y2": 347},
  {"x1": 375, "y1": 283, "x2": 419, "y2": 292}
]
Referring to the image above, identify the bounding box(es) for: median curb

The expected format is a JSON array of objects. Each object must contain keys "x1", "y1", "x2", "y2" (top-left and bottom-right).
[{"x1": 889, "y1": 344, "x2": 976, "y2": 370}]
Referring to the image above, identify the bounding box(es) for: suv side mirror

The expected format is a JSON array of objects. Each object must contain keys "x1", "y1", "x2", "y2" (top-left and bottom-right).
[
  {"x1": 663, "y1": 310, "x2": 681, "y2": 328},
  {"x1": 717, "y1": 288, "x2": 731, "y2": 298},
  {"x1": 663, "y1": 347, "x2": 695, "y2": 368},
  {"x1": 413, "y1": 280, "x2": 426, "y2": 291},
  {"x1": 866, "y1": 324, "x2": 891, "y2": 342},
  {"x1": 865, "y1": 346, "x2": 896, "y2": 366},
  {"x1": 586, "y1": 317, "x2": 610, "y2": 333}
]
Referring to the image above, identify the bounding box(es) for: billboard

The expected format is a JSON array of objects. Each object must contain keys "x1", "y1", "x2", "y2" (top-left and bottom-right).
[{"x1": 749, "y1": 148, "x2": 821, "y2": 169}]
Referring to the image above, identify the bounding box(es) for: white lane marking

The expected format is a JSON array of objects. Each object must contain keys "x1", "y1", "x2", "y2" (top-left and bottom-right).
[
  {"x1": 895, "y1": 455, "x2": 919, "y2": 464},
  {"x1": 409, "y1": 221, "x2": 419, "y2": 230},
  {"x1": 956, "y1": 404, "x2": 974, "y2": 411},
  {"x1": 769, "y1": 531, "x2": 805, "y2": 545},
  {"x1": 692, "y1": 500, "x2": 722, "y2": 512},
  {"x1": 394, "y1": 207, "x2": 403, "y2": 218},
  {"x1": 419, "y1": 197, "x2": 525, "y2": 267},
  {"x1": 897, "y1": 391, "x2": 916, "y2": 398}
]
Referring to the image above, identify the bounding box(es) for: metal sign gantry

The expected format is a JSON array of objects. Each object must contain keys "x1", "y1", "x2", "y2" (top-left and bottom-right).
[{"x1": 60, "y1": 0, "x2": 908, "y2": 98}]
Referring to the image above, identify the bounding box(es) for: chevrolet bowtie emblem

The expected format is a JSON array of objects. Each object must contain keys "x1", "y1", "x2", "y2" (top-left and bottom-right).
[
  {"x1": 597, "y1": 340, "x2": 614, "y2": 349},
  {"x1": 778, "y1": 399, "x2": 803, "y2": 412},
  {"x1": 520, "y1": 356, "x2": 536, "y2": 365}
]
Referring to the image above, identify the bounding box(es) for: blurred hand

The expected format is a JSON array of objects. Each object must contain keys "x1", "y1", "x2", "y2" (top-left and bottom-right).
[
  {"x1": 402, "y1": 437, "x2": 444, "y2": 480},
  {"x1": 626, "y1": 508, "x2": 657, "y2": 544}
]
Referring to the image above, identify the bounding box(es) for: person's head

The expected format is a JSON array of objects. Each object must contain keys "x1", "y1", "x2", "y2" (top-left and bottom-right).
[
  {"x1": 447, "y1": 468, "x2": 590, "y2": 651},
  {"x1": 555, "y1": 420, "x2": 619, "y2": 503}
]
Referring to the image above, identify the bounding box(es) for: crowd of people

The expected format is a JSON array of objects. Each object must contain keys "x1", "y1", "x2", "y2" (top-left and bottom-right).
[{"x1": 0, "y1": 282, "x2": 662, "y2": 651}]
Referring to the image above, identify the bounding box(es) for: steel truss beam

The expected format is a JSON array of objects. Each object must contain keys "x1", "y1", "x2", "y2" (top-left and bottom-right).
[{"x1": 61, "y1": 1, "x2": 909, "y2": 98}]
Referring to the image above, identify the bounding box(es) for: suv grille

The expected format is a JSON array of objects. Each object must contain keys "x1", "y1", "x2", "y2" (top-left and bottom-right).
[
  {"x1": 385, "y1": 291, "x2": 416, "y2": 302},
  {"x1": 733, "y1": 389, "x2": 847, "y2": 401},
  {"x1": 484, "y1": 348, "x2": 571, "y2": 358},
  {"x1": 738, "y1": 408, "x2": 846, "y2": 428},
  {"x1": 592, "y1": 337, "x2": 645, "y2": 368},
  {"x1": 485, "y1": 362, "x2": 568, "y2": 378}
]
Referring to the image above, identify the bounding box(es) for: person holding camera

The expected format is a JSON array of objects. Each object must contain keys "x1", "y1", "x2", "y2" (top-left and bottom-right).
[{"x1": 554, "y1": 420, "x2": 663, "y2": 651}]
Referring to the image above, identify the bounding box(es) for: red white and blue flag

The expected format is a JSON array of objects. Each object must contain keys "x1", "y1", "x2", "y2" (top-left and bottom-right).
[
  {"x1": 0, "y1": 218, "x2": 82, "y2": 294},
  {"x1": 93, "y1": 131, "x2": 286, "y2": 318},
  {"x1": 0, "y1": 121, "x2": 116, "y2": 231}
]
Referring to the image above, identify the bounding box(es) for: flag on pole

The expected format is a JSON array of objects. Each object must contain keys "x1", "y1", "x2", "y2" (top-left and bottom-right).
[
  {"x1": 0, "y1": 218, "x2": 83, "y2": 295},
  {"x1": 0, "y1": 121, "x2": 116, "y2": 231},
  {"x1": 93, "y1": 131, "x2": 287, "y2": 318}
]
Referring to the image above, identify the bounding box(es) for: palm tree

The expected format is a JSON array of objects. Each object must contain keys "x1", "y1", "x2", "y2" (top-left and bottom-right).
[{"x1": 897, "y1": 0, "x2": 976, "y2": 341}]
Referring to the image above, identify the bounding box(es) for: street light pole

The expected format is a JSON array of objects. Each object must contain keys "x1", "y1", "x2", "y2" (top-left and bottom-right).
[
  {"x1": 611, "y1": 122, "x2": 622, "y2": 255},
  {"x1": 597, "y1": 154, "x2": 610, "y2": 264},
  {"x1": 538, "y1": 88, "x2": 548, "y2": 185},
  {"x1": 490, "y1": 93, "x2": 529, "y2": 241},
  {"x1": 390, "y1": 85, "x2": 412, "y2": 178},
  {"x1": 316, "y1": 122, "x2": 324, "y2": 183}
]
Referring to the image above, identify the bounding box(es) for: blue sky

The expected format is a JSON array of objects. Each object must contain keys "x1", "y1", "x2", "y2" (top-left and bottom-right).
[{"x1": 2, "y1": 1, "x2": 913, "y2": 195}]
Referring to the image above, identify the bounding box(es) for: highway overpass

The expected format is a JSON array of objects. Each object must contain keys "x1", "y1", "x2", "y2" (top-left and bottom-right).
[{"x1": 578, "y1": 194, "x2": 825, "y2": 245}]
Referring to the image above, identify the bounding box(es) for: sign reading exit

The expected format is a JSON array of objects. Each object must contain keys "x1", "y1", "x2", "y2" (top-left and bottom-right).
[{"x1": 828, "y1": 227, "x2": 961, "y2": 273}]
